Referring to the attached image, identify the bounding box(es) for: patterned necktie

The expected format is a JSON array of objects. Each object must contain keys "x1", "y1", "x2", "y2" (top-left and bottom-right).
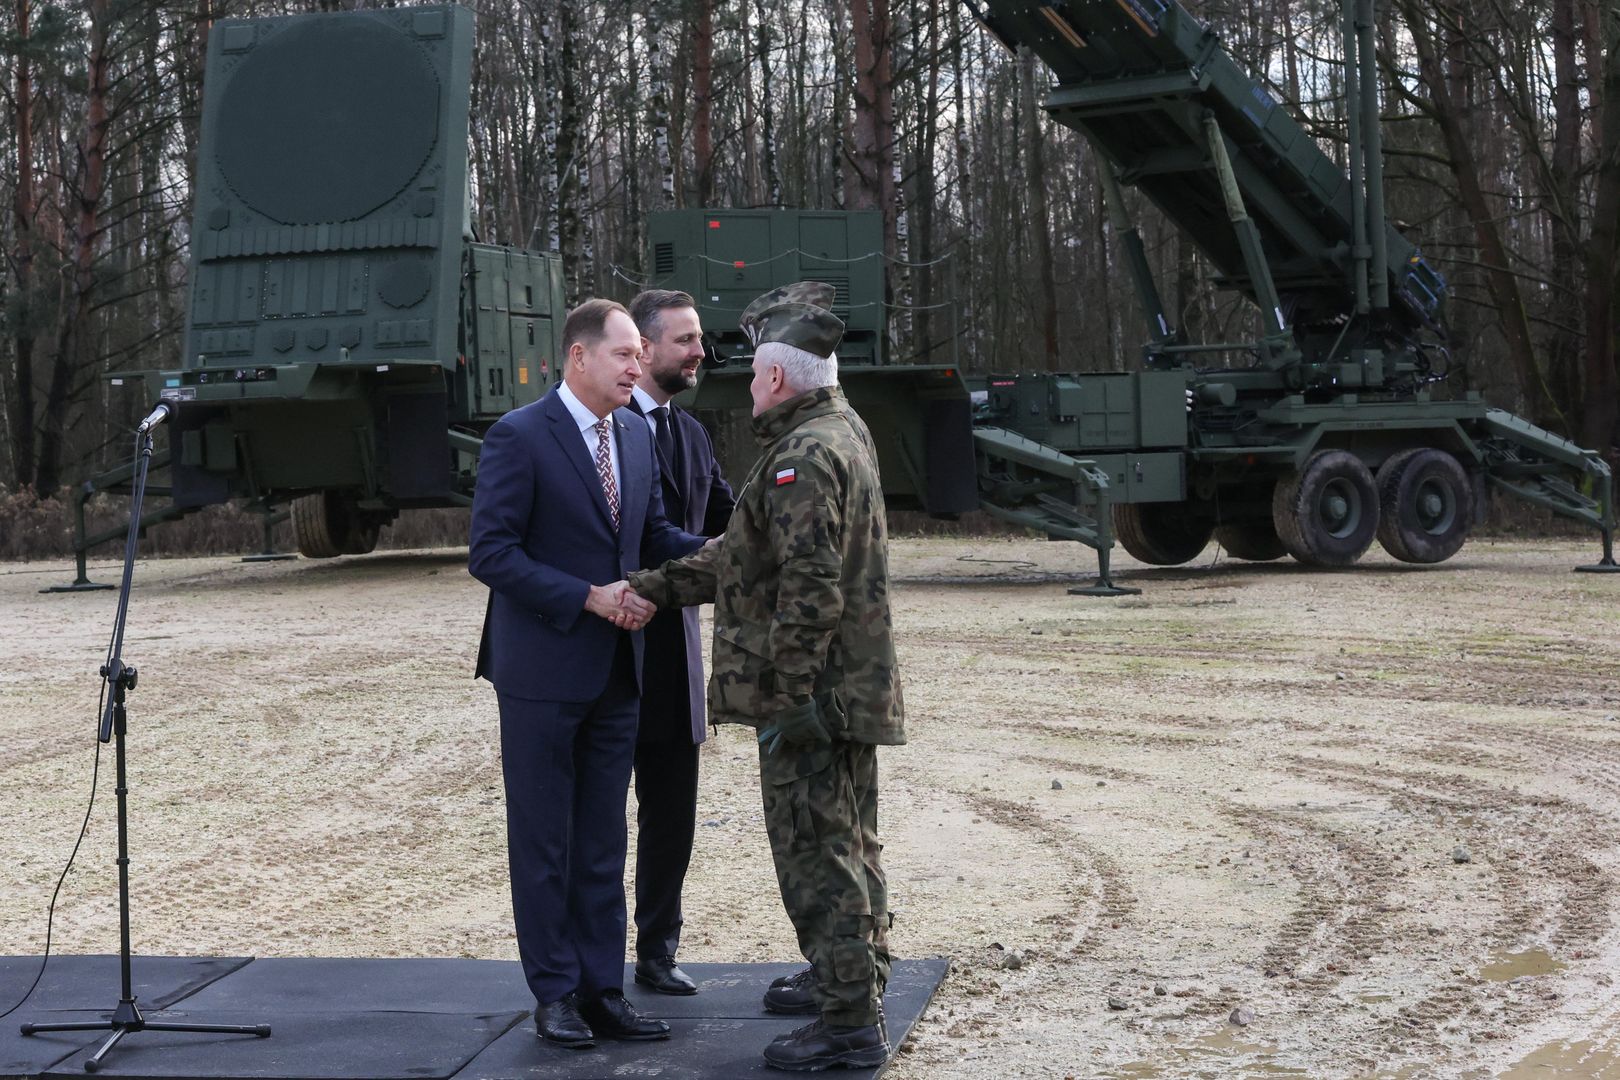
[{"x1": 594, "y1": 417, "x2": 620, "y2": 531}]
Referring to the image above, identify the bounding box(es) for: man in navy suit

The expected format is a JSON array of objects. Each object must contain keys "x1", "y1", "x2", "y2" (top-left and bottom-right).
[
  {"x1": 624, "y1": 290, "x2": 736, "y2": 996},
  {"x1": 469, "y1": 298, "x2": 705, "y2": 1049}
]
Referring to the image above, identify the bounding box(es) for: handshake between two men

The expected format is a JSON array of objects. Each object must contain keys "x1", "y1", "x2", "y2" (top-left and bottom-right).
[{"x1": 584, "y1": 579, "x2": 657, "y2": 631}]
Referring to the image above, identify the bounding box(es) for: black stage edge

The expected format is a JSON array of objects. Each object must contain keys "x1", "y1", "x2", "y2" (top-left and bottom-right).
[{"x1": 1, "y1": 957, "x2": 949, "y2": 1080}]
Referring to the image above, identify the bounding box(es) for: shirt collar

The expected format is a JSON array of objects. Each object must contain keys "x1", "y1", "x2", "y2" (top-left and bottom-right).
[
  {"x1": 629, "y1": 384, "x2": 665, "y2": 417},
  {"x1": 556, "y1": 380, "x2": 608, "y2": 433}
]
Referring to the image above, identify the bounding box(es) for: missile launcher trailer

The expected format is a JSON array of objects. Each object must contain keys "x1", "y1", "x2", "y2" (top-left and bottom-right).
[
  {"x1": 668, "y1": 1, "x2": 1612, "y2": 590},
  {"x1": 58, "y1": 6, "x2": 567, "y2": 585},
  {"x1": 957, "y1": 0, "x2": 1614, "y2": 582}
]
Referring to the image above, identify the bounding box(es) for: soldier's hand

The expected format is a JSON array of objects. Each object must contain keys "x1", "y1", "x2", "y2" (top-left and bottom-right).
[
  {"x1": 772, "y1": 698, "x2": 832, "y2": 749},
  {"x1": 586, "y1": 581, "x2": 655, "y2": 630}
]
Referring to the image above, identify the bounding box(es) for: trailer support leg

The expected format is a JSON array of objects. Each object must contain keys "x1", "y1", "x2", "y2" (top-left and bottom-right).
[
  {"x1": 241, "y1": 505, "x2": 296, "y2": 563},
  {"x1": 43, "y1": 485, "x2": 114, "y2": 593},
  {"x1": 1068, "y1": 546, "x2": 1142, "y2": 597},
  {"x1": 1575, "y1": 527, "x2": 1620, "y2": 573}
]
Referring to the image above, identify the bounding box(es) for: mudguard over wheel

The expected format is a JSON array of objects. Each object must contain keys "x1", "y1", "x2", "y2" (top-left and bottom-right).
[
  {"x1": 1214, "y1": 521, "x2": 1287, "y2": 561},
  {"x1": 1376, "y1": 447, "x2": 1474, "y2": 564},
  {"x1": 1113, "y1": 502, "x2": 1214, "y2": 566},
  {"x1": 1273, "y1": 450, "x2": 1379, "y2": 567}
]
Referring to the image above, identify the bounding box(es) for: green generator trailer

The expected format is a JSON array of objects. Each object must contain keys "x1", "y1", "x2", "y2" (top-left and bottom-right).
[
  {"x1": 58, "y1": 5, "x2": 567, "y2": 586},
  {"x1": 645, "y1": 210, "x2": 886, "y2": 366}
]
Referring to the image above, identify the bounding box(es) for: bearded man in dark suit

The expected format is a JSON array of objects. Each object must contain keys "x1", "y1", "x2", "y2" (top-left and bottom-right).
[{"x1": 623, "y1": 289, "x2": 736, "y2": 996}]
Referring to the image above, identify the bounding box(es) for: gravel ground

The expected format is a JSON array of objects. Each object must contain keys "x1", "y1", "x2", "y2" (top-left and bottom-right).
[{"x1": 3, "y1": 535, "x2": 1619, "y2": 1078}]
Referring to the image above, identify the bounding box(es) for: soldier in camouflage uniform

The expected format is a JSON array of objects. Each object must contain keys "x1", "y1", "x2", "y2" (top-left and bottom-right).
[{"x1": 628, "y1": 282, "x2": 903, "y2": 1072}]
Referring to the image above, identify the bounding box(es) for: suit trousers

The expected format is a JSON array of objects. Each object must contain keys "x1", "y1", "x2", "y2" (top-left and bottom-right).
[
  {"x1": 632, "y1": 737, "x2": 700, "y2": 959},
  {"x1": 498, "y1": 637, "x2": 639, "y2": 1005}
]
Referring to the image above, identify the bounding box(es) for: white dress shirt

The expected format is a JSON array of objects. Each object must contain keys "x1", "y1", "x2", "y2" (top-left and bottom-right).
[
  {"x1": 555, "y1": 380, "x2": 620, "y2": 496},
  {"x1": 630, "y1": 384, "x2": 667, "y2": 439}
]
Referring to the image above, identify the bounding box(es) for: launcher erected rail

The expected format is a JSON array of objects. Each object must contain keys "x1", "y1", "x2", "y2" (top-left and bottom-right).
[{"x1": 945, "y1": 0, "x2": 1616, "y2": 582}]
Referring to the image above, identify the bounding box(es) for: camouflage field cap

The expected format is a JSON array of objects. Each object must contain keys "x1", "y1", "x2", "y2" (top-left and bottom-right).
[{"x1": 739, "y1": 281, "x2": 845, "y2": 358}]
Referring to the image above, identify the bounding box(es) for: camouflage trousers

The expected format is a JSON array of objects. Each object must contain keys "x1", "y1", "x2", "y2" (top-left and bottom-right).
[{"x1": 758, "y1": 738, "x2": 892, "y2": 1028}]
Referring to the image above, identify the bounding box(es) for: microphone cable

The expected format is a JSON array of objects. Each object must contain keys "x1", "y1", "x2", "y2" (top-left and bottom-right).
[
  {"x1": 0, "y1": 435, "x2": 136, "y2": 1020},
  {"x1": 0, "y1": 674, "x2": 109, "y2": 1020}
]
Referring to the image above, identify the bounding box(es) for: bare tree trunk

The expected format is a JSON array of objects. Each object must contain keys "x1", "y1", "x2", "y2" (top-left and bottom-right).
[
  {"x1": 37, "y1": 0, "x2": 111, "y2": 497},
  {"x1": 914, "y1": 0, "x2": 941, "y2": 361},
  {"x1": 848, "y1": 0, "x2": 897, "y2": 242},
  {"x1": 1582, "y1": 8, "x2": 1620, "y2": 452},
  {"x1": 754, "y1": 0, "x2": 782, "y2": 206},
  {"x1": 647, "y1": 6, "x2": 675, "y2": 209},
  {"x1": 556, "y1": 3, "x2": 584, "y2": 302},
  {"x1": 7, "y1": 0, "x2": 39, "y2": 489},
  {"x1": 1548, "y1": 0, "x2": 1584, "y2": 416},
  {"x1": 1018, "y1": 48, "x2": 1058, "y2": 370},
  {"x1": 830, "y1": 0, "x2": 850, "y2": 207},
  {"x1": 1398, "y1": 2, "x2": 1562, "y2": 430},
  {"x1": 691, "y1": 0, "x2": 714, "y2": 206}
]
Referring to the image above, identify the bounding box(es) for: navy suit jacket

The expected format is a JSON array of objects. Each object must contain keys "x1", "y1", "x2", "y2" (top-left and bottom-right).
[
  {"x1": 469, "y1": 388, "x2": 704, "y2": 703},
  {"x1": 627, "y1": 401, "x2": 735, "y2": 744}
]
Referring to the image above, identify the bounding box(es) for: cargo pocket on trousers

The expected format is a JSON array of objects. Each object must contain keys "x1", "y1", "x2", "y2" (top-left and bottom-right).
[{"x1": 831, "y1": 939, "x2": 872, "y2": 983}]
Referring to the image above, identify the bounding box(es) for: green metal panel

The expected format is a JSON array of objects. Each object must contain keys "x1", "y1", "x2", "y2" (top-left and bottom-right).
[
  {"x1": 187, "y1": 6, "x2": 474, "y2": 374},
  {"x1": 1085, "y1": 452, "x2": 1186, "y2": 503},
  {"x1": 646, "y1": 209, "x2": 885, "y2": 366},
  {"x1": 1136, "y1": 371, "x2": 1189, "y2": 447}
]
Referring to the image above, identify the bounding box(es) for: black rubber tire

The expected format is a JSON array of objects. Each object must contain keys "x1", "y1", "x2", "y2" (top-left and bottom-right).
[
  {"x1": 339, "y1": 512, "x2": 381, "y2": 556},
  {"x1": 292, "y1": 491, "x2": 380, "y2": 558},
  {"x1": 1272, "y1": 450, "x2": 1380, "y2": 567},
  {"x1": 1214, "y1": 521, "x2": 1287, "y2": 561},
  {"x1": 1376, "y1": 447, "x2": 1474, "y2": 564},
  {"x1": 291, "y1": 492, "x2": 342, "y2": 559},
  {"x1": 1113, "y1": 502, "x2": 1214, "y2": 566}
]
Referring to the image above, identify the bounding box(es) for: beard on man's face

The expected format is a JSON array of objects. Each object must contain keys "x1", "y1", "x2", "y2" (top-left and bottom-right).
[{"x1": 653, "y1": 363, "x2": 698, "y2": 397}]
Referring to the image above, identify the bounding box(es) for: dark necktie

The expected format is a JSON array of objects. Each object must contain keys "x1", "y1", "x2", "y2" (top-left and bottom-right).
[{"x1": 651, "y1": 406, "x2": 675, "y2": 473}]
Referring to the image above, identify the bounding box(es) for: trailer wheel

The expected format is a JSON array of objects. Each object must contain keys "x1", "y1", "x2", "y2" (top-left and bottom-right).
[
  {"x1": 1273, "y1": 450, "x2": 1379, "y2": 566},
  {"x1": 340, "y1": 515, "x2": 381, "y2": 556},
  {"x1": 1214, "y1": 522, "x2": 1287, "y2": 561},
  {"x1": 292, "y1": 491, "x2": 380, "y2": 558},
  {"x1": 1376, "y1": 448, "x2": 1474, "y2": 564},
  {"x1": 1113, "y1": 503, "x2": 1214, "y2": 566}
]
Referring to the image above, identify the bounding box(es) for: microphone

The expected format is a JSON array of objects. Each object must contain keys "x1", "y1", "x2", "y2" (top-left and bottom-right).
[{"x1": 136, "y1": 401, "x2": 172, "y2": 435}]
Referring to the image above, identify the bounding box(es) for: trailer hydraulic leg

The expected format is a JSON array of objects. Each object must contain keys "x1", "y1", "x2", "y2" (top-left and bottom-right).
[
  {"x1": 43, "y1": 485, "x2": 115, "y2": 593},
  {"x1": 241, "y1": 504, "x2": 296, "y2": 563},
  {"x1": 1069, "y1": 544, "x2": 1142, "y2": 597}
]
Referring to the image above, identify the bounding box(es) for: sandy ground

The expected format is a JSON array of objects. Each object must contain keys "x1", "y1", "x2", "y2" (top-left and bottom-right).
[{"x1": 4, "y1": 535, "x2": 1620, "y2": 1079}]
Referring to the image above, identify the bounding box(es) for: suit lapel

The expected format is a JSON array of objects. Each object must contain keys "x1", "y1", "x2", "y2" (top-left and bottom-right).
[
  {"x1": 615, "y1": 410, "x2": 645, "y2": 542},
  {"x1": 543, "y1": 390, "x2": 616, "y2": 532}
]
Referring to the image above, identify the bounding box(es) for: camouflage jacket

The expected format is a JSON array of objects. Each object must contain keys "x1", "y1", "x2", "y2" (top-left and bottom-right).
[{"x1": 629, "y1": 386, "x2": 905, "y2": 745}]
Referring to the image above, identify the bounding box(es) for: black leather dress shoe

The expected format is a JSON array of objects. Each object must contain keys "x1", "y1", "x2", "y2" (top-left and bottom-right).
[
  {"x1": 578, "y1": 990, "x2": 671, "y2": 1041},
  {"x1": 534, "y1": 995, "x2": 594, "y2": 1049},
  {"x1": 635, "y1": 955, "x2": 699, "y2": 995}
]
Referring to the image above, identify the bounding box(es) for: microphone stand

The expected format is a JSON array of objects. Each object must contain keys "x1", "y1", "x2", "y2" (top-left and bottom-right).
[{"x1": 20, "y1": 423, "x2": 271, "y2": 1072}]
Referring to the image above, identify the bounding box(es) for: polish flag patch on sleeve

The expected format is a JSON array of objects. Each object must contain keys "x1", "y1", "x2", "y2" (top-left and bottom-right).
[{"x1": 775, "y1": 468, "x2": 797, "y2": 486}]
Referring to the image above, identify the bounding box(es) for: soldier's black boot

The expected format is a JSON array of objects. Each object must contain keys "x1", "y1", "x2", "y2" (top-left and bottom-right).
[
  {"x1": 763, "y1": 967, "x2": 819, "y2": 1015},
  {"x1": 761, "y1": 1019, "x2": 890, "y2": 1072}
]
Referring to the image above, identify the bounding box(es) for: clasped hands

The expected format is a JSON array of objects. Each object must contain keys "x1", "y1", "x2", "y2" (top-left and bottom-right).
[{"x1": 586, "y1": 580, "x2": 655, "y2": 630}]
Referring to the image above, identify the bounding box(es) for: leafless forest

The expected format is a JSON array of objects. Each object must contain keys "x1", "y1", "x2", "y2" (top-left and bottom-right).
[{"x1": 0, "y1": 0, "x2": 1616, "y2": 503}]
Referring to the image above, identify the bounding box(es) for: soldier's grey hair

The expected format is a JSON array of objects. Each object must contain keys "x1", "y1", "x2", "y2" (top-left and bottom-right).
[{"x1": 756, "y1": 341, "x2": 838, "y2": 392}]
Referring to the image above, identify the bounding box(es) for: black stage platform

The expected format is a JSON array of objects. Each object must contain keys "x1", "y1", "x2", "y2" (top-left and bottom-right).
[{"x1": 1, "y1": 956, "x2": 947, "y2": 1080}]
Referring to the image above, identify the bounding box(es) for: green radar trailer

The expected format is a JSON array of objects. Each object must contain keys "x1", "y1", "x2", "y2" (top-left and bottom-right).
[{"x1": 58, "y1": 5, "x2": 564, "y2": 586}]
